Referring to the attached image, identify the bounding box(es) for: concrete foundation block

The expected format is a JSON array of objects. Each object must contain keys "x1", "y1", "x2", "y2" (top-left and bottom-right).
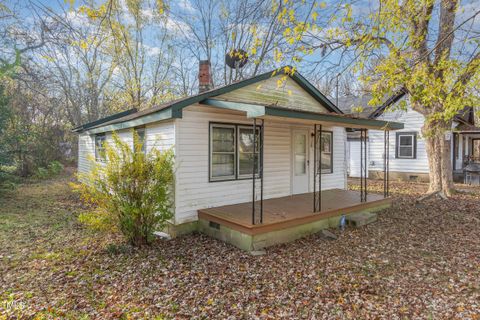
[{"x1": 346, "y1": 211, "x2": 377, "y2": 227}]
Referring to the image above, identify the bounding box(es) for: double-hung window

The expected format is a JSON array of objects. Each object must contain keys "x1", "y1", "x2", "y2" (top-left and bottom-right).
[
  {"x1": 210, "y1": 124, "x2": 236, "y2": 181},
  {"x1": 396, "y1": 132, "x2": 417, "y2": 159},
  {"x1": 134, "y1": 127, "x2": 146, "y2": 154},
  {"x1": 210, "y1": 123, "x2": 260, "y2": 181},
  {"x1": 238, "y1": 126, "x2": 260, "y2": 178},
  {"x1": 95, "y1": 133, "x2": 106, "y2": 162},
  {"x1": 320, "y1": 131, "x2": 333, "y2": 173}
]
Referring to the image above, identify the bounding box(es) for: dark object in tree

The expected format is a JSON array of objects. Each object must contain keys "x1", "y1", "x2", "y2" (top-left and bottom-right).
[{"x1": 225, "y1": 49, "x2": 248, "y2": 69}]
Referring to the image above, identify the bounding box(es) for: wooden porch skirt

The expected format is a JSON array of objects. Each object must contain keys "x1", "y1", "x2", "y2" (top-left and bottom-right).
[{"x1": 198, "y1": 189, "x2": 391, "y2": 237}]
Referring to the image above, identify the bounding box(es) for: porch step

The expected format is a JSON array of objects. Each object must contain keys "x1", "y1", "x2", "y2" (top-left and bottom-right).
[{"x1": 346, "y1": 212, "x2": 377, "y2": 227}]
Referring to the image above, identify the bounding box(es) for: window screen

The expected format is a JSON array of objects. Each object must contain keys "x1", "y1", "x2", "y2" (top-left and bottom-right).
[
  {"x1": 210, "y1": 125, "x2": 236, "y2": 180},
  {"x1": 320, "y1": 131, "x2": 333, "y2": 173},
  {"x1": 95, "y1": 133, "x2": 106, "y2": 162}
]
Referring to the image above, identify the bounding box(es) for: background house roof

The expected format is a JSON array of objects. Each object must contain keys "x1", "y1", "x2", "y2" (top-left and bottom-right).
[{"x1": 337, "y1": 95, "x2": 376, "y2": 118}]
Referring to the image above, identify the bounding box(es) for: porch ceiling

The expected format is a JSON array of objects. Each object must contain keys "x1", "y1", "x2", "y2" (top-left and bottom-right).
[{"x1": 201, "y1": 99, "x2": 404, "y2": 130}]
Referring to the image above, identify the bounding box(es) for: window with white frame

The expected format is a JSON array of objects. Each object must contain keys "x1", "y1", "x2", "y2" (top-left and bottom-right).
[
  {"x1": 210, "y1": 124, "x2": 236, "y2": 181},
  {"x1": 134, "y1": 127, "x2": 146, "y2": 153},
  {"x1": 238, "y1": 126, "x2": 260, "y2": 178},
  {"x1": 320, "y1": 131, "x2": 333, "y2": 173},
  {"x1": 95, "y1": 133, "x2": 106, "y2": 162},
  {"x1": 396, "y1": 132, "x2": 416, "y2": 159},
  {"x1": 210, "y1": 123, "x2": 260, "y2": 181}
]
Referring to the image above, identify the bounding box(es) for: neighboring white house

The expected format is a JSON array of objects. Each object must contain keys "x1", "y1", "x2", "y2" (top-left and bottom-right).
[
  {"x1": 339, "y1": 92, "x2": 480, "y2": 182},
  {"x1": 73, "y1": 62, "x2": 403, "y2": 251}
]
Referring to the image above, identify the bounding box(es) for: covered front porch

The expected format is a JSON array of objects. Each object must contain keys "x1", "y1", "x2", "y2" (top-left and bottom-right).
[{"x1": 193, "y1": 99, "x2": 403, "y2": 251}]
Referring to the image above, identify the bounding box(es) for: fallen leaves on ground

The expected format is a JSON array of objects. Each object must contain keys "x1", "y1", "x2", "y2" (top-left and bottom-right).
[{"x1": 1, "y1": 173, "x2": 479, "y2": 319}]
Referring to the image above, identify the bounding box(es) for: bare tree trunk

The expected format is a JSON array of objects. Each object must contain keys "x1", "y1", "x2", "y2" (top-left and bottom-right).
[
  {"x1": 440, "y1": 134, "x2": 454, "y2": 195},
  {"x1": 423, "y1": 120, "x2": 454, "y2": 196},
  {"x1": 425, "y1": 134, "x2": 442, "y2": 192}
]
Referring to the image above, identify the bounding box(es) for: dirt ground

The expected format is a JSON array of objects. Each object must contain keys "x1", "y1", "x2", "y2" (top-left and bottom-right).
[{"x1": 1, "y1": 173, "x2": 479, "y2": 319}]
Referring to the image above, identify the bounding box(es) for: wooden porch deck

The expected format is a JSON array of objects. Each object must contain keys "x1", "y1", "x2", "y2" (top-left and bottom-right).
[{"x1": 198, "y1": 189, "x2": 391, "y2": 235}]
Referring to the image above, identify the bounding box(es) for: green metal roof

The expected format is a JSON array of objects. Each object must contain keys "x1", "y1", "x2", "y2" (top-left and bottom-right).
[
  {"x1": 71, "y1": 108, "x2": 137, "y2": 133},
  {"x1": 201, "y1": 99, "x2": 404, "y2": 130},
  {"x1": 76, "y1": 67, "x2": 343, "y2": 133},
  {"x1": 76, "y1": 66, "x2": 403, "y2": 133}
]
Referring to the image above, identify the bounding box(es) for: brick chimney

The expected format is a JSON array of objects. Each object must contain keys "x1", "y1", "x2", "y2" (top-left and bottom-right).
[{"x1": 198, "y1": 60, "x2": 213, "y2": 93}]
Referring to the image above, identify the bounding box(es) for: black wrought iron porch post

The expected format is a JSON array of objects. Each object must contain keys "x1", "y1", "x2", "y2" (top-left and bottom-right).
[
  {"x1": 252, "y1": 118, "x2": 257, "y2": 225},
  {"x1": 384, "y1": 130, "x2": 387, "y2": 198},
  {"x1": 313, "y1": 124, "x2": 317, "y2": 212},
  {"x1": 313, "y1": 124, "x2": 322, "y2": 212},
  {"x1": 386, "y1": 130, "x2": 390, "y2": 197},
  {"x1": 382, "y1": 130, "x2": 390, "y2": 197},
  {"x1": 260, "y1": 119, "x2": 264, "y2": 224},
  {"x1": 318, "y1": 124, "x2": 322, "y2": 211},
  {"x1": 360, "y1": 129, "x2": 364, "y2": 202},
  {"x1": 364, "y1": 129, "x2": 368, "y2": 201},
  {"x1": 360, "y1": 129, "x2": 368, "y2": 202}
]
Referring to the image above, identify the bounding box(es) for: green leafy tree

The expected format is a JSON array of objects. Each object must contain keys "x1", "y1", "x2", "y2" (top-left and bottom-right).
[
  {"x1": 276, "y1": 0, "x2": 480, "y2": 196},
  {"x1": 73, "y1": 132, "x2": 175, "y2": 246}
]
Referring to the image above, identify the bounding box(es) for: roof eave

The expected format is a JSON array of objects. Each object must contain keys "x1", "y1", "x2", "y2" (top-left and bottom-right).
[
  {"x1": 75, "y1": 66, "x2": 343, "y2": 133},
  {"x1": 72, "y1": 108, "x2": 138, "y2": 133},
  {"x1": 263, "y1": 106, "x2": 403, "y2": 130}
]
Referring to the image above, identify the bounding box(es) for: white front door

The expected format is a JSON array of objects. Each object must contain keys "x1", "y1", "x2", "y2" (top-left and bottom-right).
[{"x1": 292, "y1": 129, "x2": 309, "y2": 194}]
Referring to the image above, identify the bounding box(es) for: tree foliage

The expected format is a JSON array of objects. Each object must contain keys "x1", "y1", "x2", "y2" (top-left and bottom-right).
[{"x1": 274, "y1": 0, "x2": 480, "y2": 195}]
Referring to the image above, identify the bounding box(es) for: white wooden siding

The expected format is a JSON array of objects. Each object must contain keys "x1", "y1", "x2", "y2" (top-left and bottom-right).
[
  {"x1": 217, "y1": 75, "x2": 329, "y2": 113},
  {"x1": 347, "y1": 140, "x2": 369, "y2": 178},
  {"x1": 174, "y1": 104, "x2": 346, "y2": 224},
  {"x1": 144, "y1": 121, "x2": 175, "y2": 154},
  {"x1": 369, "y1": 107, "x2": 430, "y2": 174},
  {"x1": 77, "y1": 133, "x2": 95, "y2": 178},
  {"x1": 77, "y1": 122, "x2": 175, "y2": 177}
]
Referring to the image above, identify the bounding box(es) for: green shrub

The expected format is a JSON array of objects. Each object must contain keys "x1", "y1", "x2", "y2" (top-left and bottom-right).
[
  {"x1": 34, "y1": 167, "x2": 50, "y2": 179},
  {"x1": 47, "y1": 161, "x2": 64, "y2": 175},
  {"x1": 72, "y1": 131, "x2": 175, "y2": 246},
  {"x1": 33, "y1": 161, "x2": 64, "y2": 180},
  {"x1": 0, "y1": 170, "x2": 18, "y2": 192}
]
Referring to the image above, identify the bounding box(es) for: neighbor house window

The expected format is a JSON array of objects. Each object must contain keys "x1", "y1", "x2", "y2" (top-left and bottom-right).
[
  {"x1": 396, "y1": 132, "x2": 417, "y2": 159},
  {"x1": 134, "y1": 127, "x2": 146, "y2": 153},
  {"x1": 95, "y1": 133, "x2": 106, "y2": 162},
  {"x1": 209, "y1": 123, "x2": 261, "y2": 181},
  {"x1": 321, "y1": 131, "x2": 333, "y2": 173}
]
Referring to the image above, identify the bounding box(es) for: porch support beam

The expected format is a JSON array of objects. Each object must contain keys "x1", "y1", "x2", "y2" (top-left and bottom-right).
[
  {"x1": 383, "y1": 130, "x2": 390, "y2": 198},
  {"x1": 251, "y1": 118, "x2": 264, "y2": 225},
  {"x1": 201, "y1": 99, "x2": 404, "y2": 131},
  {"x1": 360, "y1": 129, "x2": 368, "y2": 202},
  {"x1": 201, "y1": 99, "x2": 265, "y2": 118},
  {"x1": 313, "y1": 124, "x2": 322, "y2": 212},
  {"x1": 260, "y1": 119, "x2": 264, "y2": 224},
  {"x1": 252, "y1": 118, "x2": 257, "y2": 225},
  {"x1": 263, "y1": 107, "x2": 404, "y2": 130}
]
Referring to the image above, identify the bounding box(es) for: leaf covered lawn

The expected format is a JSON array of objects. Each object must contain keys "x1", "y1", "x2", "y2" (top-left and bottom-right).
[{"x1": 1, "y1": 174, "x2": 479, "y2": 319}]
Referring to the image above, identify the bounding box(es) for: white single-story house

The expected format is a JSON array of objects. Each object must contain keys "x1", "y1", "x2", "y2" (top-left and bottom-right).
[
  {"x1": 73, "y1": 62, "x2": 403, "y2": 251},
  {"x1": 339, "y1": 91, "x2": 480, "y2": 183}
]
